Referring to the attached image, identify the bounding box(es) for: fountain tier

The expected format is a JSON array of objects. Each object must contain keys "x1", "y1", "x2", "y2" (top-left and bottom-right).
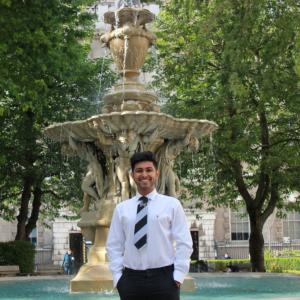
[{"x1": 46, "y1": 111, "x2": 217, "y2": 143}]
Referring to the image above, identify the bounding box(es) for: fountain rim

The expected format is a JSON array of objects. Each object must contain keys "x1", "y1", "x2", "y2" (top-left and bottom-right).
[
  {"x1": 45, "y1": 110, "x2": 218, "y2": 130},
  {"x1": 44, "y1": 110, "x2": 218, "y2": 145}
]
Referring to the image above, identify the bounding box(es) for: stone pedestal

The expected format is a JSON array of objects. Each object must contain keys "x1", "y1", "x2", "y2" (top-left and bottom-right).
[
  {"x1": 70, "y1": 224, "x2": 111, "y2": 292},
  {"x1": 182, "y1": 276, "x2": 196, "y2": 291},
  {"x1": 71, "y1": 264, "x2": 113, "y2": 292}
]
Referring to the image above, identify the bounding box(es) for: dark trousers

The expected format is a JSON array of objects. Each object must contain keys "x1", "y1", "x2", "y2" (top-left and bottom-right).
[{"x1": 116, "y1": 265, "x2": 180, "y2": 300}]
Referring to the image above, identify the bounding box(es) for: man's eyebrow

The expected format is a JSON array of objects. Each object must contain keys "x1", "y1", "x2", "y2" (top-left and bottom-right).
[{"x1": 135, "y1": 167, "x2": 154, "y2": 170}]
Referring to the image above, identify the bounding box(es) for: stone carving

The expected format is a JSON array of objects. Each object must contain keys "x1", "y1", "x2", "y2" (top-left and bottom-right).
[
  {"x1": 115, "y1": 130, "x2": 140, "y2": 200},
  {"x1": 155, "y1": 126, "x2": 198, "y2": 197},
  {"x1": 91, "y1": 122, "x2": 116, "y2": 198},
  {"x1": 69, "y1": 136, "x2": 106, "y2": 211},
  {"x1": 141, "y1": 128, "x2": 163, "y2": 152}
]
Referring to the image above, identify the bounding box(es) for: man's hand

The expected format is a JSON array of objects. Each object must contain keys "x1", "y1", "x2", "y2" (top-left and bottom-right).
[{"x1": 175, "y1": 280, "x2": 181, "y2": 288}]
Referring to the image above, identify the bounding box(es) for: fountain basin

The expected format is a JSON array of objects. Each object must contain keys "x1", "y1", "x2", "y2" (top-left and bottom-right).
[
  {"x1": 44, "y1": 111, "x2": 217, "y2": 143},
  {"x1": 1, "y1": 274, "x2": 300, "y2": 299}
]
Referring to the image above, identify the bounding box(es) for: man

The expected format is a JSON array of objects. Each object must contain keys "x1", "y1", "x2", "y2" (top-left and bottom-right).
[
  {"x1": 106, "y1": 151, "x2": 193, "y2": 300},
  {"x1": 62, "y1": 250, "x2": 73, "y2": 275}
]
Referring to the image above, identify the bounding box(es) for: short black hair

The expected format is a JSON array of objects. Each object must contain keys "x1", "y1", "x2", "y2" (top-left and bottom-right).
[{"x1": 130, "y1": 151, "x2": 158, "y2": 171}]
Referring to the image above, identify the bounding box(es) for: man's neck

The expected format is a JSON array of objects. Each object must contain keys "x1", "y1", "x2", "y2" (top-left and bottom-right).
[{"x1": 137, "y1": 187, "x2": 155, "y2": 196}]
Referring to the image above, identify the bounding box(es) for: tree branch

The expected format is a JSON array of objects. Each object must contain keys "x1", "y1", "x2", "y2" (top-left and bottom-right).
[
  {"x1": 269, "y1": 138, "x2": 300, "y2": 148},
  {"x1": 231, "y1": 159, "x2": 253, "y2": 205},
  {"x1": 0, "y1": 191, "x2": 22, "y2": 201},
  {"x1": 42, "y1": 189, "x2": 64, "y2": 200},
  {"x1": 262, "y1": 181, "x2": 279, "y2": 224},
  {"x1": 255, "y1": 110, "x2": 270, "y2": 209}
]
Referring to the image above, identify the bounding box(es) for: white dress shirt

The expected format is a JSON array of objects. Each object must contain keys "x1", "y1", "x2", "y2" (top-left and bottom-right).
[{"x1": 106, "y1": 189, "x2": 193, "y2": 287}]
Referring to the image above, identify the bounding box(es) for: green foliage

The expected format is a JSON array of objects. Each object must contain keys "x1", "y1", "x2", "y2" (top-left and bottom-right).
[
  {"x1": 284, "y1": 270, "x2": 300, "y2": 275},
  {"x1": 155, "y1": 0, "x2": 300, "y2": 207},
  {"x1": 265, "y1": 248, "x2": 300, "y2": 258},
  {"x1": 207, "y1": 259, "x2": 251, "y2": 272},
  {"x1": 154, "y1": 0, "x2": 300, "y2": 270},
  {"x1": 0, "y1": 241, "x2": 35, "y2": 273},
  {"x1": 0, "y1": 0, "x2": 116, "y2": 238},
  {"x1": 208, "y1": 257, "x2": 300, "y2": 273},
  {"x1": 265, "y1": 258, "x2": 300, "y2": 273}
]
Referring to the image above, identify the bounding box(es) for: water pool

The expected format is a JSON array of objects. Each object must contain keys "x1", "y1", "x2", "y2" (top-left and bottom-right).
[{"x1": 0, "y1": 274, "x2": 300, "y2": 300}]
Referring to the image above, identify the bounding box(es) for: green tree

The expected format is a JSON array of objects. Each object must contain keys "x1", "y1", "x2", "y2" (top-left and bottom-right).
[
  {"x1": 0, "y1": 0, "x2": 115, "y2": 240},
  {"x1": 155, "y1": 0, "x2": 300, "y2": 271}
]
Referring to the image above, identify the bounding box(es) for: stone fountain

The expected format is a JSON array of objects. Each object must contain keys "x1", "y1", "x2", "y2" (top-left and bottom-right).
[{"x1": 44, "y1": 0, "x2": 217, "y2": 293}]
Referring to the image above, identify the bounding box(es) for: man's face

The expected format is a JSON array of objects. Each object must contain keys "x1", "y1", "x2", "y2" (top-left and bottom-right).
[{"x1": 131, "y1": 161, "x2": 159, "y2": 195}]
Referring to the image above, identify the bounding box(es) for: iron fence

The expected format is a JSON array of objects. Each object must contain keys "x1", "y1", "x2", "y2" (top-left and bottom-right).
[
  {"x1": 215, "y1": 241, "x2": 300, "y2": 259},
  {"x1": 35, "y1": 248, "x2": 53, "y2": 266}
]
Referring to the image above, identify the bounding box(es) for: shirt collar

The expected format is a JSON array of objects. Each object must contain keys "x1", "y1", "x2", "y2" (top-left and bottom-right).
[{"x1": 136, "y1": 189, "x2": 158, "y2": 202}]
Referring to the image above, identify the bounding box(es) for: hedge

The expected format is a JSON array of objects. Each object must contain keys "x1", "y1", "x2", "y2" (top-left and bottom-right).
[
  {"x1": 265, "y1": 257, "x2": 300, "y2": 273},
  {"x1": 204, "y1": 257, "x2": 300, "y2": 273},
  {"x1": 207, "y1": 259, "x2": 251, "y2": 272},
  {"x1": 0, "y1": 240, "x2": 35, "y2": 273}
]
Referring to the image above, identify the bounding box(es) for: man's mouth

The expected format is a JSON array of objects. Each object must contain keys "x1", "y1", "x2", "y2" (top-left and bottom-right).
[{"x1": 140, "y1": 179, "x2": 150, "y2": 183}]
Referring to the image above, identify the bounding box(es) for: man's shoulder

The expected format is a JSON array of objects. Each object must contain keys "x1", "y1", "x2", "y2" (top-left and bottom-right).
[
  {"x1": 156, "y1": 193, "x2": 181, "y2": 205},
  {"x1": 115, "y1": 197, "x2": 136, "y2": 209}
]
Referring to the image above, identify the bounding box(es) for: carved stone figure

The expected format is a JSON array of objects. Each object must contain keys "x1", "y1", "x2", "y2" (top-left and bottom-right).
[
  {"x1": 93, "y1": 124, "x2": 116, "y2": 198},
  {"x1": 155, "y1": 126, "x2": 197, "y2": 197},
  {"x1": 80, "y1": 192, "x2": 91, "y2": 213},
  {"x1": 115, "y1": 130, "x2": 140, "y2": 200},
  {"x1": 141, "y1": 128, "x2": 163, "y2": 152},
  {"x1": 69, "y1": 136, "x2": 106, "y2": 211}
]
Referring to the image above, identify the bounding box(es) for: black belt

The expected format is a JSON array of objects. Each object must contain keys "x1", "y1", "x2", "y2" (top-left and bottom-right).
[{"x1": 124, "y1": 264, "x2": 174, "y2": 275}]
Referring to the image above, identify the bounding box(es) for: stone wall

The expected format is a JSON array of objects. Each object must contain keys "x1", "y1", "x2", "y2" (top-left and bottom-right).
[
  {"x1": 185, "y1": 209, "x2": 216, "y2": 259},
  {"x1": 52, "y1": 217, "x2": 80, "y2": 265},
  {"x1": 0, "y1": 219, "x2": 16, "y2": 242}
]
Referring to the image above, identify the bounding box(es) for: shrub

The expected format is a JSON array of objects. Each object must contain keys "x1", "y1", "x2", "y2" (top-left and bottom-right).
[
  {"x1": 0, "y1": 241, "x2": 35, "y2": 273},
  {"x1": 207, "y1": 259, "x2": 251, "y2": 272},
  {"x1": 207, "y1": 257, "x2": 300, "y2": 273},
  {"x1": 265, "y1": 258, "x2": 300, "y2": 273}
]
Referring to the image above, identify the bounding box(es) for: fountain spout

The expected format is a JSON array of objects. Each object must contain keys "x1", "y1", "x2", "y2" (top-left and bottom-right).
[{"x1": 100, "y1": 5, "x2": 157, "y2": 112}]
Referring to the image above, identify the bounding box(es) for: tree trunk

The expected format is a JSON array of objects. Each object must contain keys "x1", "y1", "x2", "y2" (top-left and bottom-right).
[
  {"x1": 249, "y1": 213, "x2": 266, "y2": 272},
  {"x1": 25, "y1": 186, "x2": 42, "y2": 240},
  {"x1": 16, "y1": 108, "x2": 37, "y2": 241},
  {"x1": 15, "y1": 177, "x2": 32, "y2": 241}
]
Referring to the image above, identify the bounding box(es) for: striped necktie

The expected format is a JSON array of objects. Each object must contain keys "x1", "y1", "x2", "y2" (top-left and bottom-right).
[{"x1": 133, "y1": 196, "x2": 148, "y2": 249}]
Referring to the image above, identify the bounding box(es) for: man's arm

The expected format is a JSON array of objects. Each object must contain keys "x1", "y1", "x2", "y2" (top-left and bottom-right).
[
  {"x1": 106, "y1": 206, "x2": 125, "y2": 287},
  {"x1": 171, "y1": 202, "x2": 193, "y2": 284}
]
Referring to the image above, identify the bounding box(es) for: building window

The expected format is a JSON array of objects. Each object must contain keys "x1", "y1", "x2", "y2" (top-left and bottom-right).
[
  {"x1": 230, "y1": 207, "x2": 249, "y2": 241},
  {"x1": 283, "y1": 212, "x2": 300, "y2": 241},
  {"x1": 29, "y1": 227, "x2": 37, "y2": 246}
]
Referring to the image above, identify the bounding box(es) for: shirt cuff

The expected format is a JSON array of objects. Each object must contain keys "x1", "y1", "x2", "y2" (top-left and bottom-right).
[
  {"x1": 113, "y1": 272, "x2": 122, "y2": 288},
  {"x1": 173, "y1": 270, "x2": 186, "y2": 284}
]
